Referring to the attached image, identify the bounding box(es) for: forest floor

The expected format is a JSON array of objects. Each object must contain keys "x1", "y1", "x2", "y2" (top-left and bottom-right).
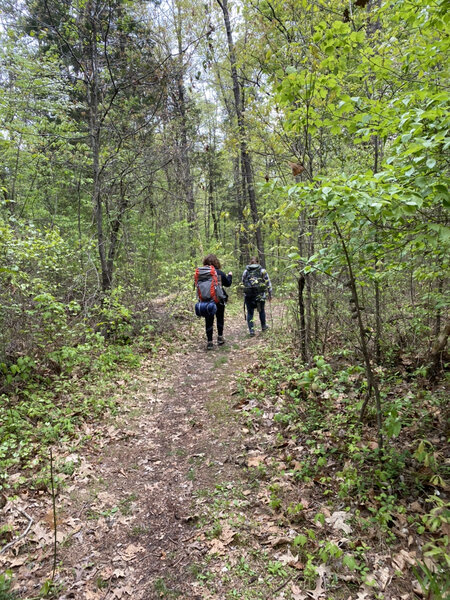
[{"x1": 1, "y1": 303, "x2": 444, "y2": 600}]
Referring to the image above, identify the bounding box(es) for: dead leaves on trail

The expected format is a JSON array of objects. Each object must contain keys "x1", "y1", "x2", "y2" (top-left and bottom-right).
[
  {"x1": 2, "y1": 313, "x2": 440, "y2": 600},
  {"x1": 247, "y1": 453, "x2": 267, "y2": 468},
  {"x1": 207, "y1": 524, "x2": 237, "y2": 555},
  {"x1": 325, "y1": 511, "x2": 353, "y2": 535},
  {"x1": 115, "y1": 543, "x2": 145, "y2": 562},
  {"x1": 199, "y1": 371, "x2": 437, "y2": 600},
  {"x1": 0, "y1": 435, "x2": 143, "y2": 599}
]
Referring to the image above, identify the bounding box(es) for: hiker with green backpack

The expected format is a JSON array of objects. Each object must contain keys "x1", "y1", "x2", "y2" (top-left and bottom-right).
[
  {"x1": 242, "y1": 257, "x2": 272, "y2": 336},
  {"x1": 194, "y1": 254, "x2": 232, "y2": 350}
]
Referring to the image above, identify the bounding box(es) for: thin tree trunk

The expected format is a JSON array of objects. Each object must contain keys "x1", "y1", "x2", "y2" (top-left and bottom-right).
[
  {"x1": 175, "y1": 6, "x2": 196, "y2": 256},
  {"x1": 106, "y1": 180, "x2": 128, "y2": 285},
  {"x1": 334, "y1": 223, "x2": 383, "y2": 451},
  {"x1": 87, "y1": 11, "x2": 109, "y2": 291},
  {"x1": 298, "y1": 213, "x2": 308, "y2": 361},
  {"x1": 298, "y1": 275, "x2": 307, "y2": 362},
  {"x1": 428, "y1": 320, "x2": 449, "y2": 378},
  {"x1": 372, "y1": 136, "x2": 383, "y2": 363},
  {"x1": 209, "y1": 31, "x2": 247, "y2": 260},
  {"x1": 374, "y1": 276, "x2": 382, "y2": 363},
  {"x1": 207, "y1": 145, "x2": 219, "y2": 240},
  {"x1": 434, "y1": 279, "x2": 444, "y2": 339},
  {"x1": 217, "y1": 0, "x2": 265, "y2": 266},
  {"x1": 236, "y1": 156, "x2": 249, "y2": 265}
]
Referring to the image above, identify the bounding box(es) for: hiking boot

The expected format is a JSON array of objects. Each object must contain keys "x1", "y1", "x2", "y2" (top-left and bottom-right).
[
  {"x1": 217, "y1": 336, "x2": 225, "y2": 346},
  {"x1": 262, "y1": 325, "x2": 269, "y2": 332},
  {"x1": 249, "y1": 330, "x2": 255, "y2": 337},
  {"x1": 206, "y1": 341, "x2": 214, "y2": 350}
]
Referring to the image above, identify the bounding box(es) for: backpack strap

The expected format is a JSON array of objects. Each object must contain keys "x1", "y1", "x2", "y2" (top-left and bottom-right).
[
  {"x1": 194, "y1": 268, "x2": 202, "y2": 300},
  {"x1": 210, "y1": 266, "x2": 216, "y2": 303}
]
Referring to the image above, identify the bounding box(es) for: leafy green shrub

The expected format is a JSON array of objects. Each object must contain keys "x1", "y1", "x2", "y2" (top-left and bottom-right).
[{"x1": 96, "y1": 287, "x2": 133, "y2": 343}]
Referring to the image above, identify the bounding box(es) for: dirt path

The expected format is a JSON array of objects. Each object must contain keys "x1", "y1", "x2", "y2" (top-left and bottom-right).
[
  {"x1": 3, "y1": 303, "x2": 425, "y2": 600},
  {"x1": 3, "y1": 307, "x2": 280, "y2": 600}
]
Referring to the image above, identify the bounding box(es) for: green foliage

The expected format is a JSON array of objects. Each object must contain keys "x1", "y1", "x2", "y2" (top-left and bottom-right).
[
  {"x1": 0, "y1": 15, "x2": 448, "y2": 600},
  {"x1": 253, "y1": 0, "x2": 450, "y2": 380},
  {"x1": 0, "y1": 212, "x2": 150, "y2": 492},
  {"x1": 153, "y1": 577, "x2": 181, "y2": 598},
  {"x1": 0, "y1": 571, "x2": 16, "y2": 600},
  {"x1": 266, "y1": 561, "x2": 287, "y2": 578},
  {"x1": 240, "y1": 341, "x2": 448, "y2": 509},
  {"x1": 413, "y1": 561, "x2": 450, "y2": 600},
  {"x1": 38, "y1": 579, "x2": 62, "y2": 598}
]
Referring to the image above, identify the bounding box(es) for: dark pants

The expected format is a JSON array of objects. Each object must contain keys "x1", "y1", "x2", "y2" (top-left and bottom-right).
[
  {"x1": 245, "y1": 298, "x2": 267, "y2": 332},
  {"x1": 205, "y1": 303, "x2": 225, "y2": 342}
]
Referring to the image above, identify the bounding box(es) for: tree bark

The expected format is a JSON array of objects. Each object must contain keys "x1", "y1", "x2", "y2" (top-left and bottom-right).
[
  {"x1": 334, "y1": 223, "x2": 383, "y2": 451},
  {"x1": 208, "y1": 159, "x2": 219, "y2": 241},
  {"x1": 298, "y1": 210, "x2": 308, "y2": 361},
  {"x1": 217, "y1": 0, "x2": 265, "y2": 266},
  {"x1": 428, "y1": 321, "x2": 450, "y2": 378},
  {"x1": 86, "y1": 6, "x2": 109, "y2": 291},
  {"x1": 175, "y1": 4, "x2": 197, "y2": 256},
  {"x1": 106, "y1": 179, "x2": 129, "y2": 286},
  {"x1": 298, "y1": 275, "x2": 307, "y2": 362}
]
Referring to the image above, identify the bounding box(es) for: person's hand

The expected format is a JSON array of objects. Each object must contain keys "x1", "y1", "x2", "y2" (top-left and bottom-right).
[{"x1": 228, "y1": 271, "x2": 232, "y2": 276}]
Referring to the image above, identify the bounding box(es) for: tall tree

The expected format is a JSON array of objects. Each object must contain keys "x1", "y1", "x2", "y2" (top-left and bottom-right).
[
  {"x1": 172, "y1": 0, "x2": 197, "y2": 256},
  {"x1": 217, "y1": 0, "x2": 265, "y2": 266},
  {"x1": 24, "y1": 0, "x2": 169, "y2": 290}
]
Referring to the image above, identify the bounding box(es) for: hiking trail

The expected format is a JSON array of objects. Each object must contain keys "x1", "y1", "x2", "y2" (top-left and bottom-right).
[{"x1": 4, "y1": 305, "x2": 289, "y2": 600}]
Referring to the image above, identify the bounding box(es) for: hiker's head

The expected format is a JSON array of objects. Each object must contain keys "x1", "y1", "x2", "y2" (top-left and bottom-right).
[
  {"x1": 203, "y1": 254, "x2": 221, "y2": 269},
  {"x1": 249, "y1": 257, "x2": 259, "y2": 264}
]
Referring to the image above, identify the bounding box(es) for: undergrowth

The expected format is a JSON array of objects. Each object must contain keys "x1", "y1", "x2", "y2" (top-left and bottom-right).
[
  {"x1": 238, "y1": 344, "x2": 449, "y2": 598},
  {"x1": 0, "y1": 293, "x2": 166, "y2": 496}
]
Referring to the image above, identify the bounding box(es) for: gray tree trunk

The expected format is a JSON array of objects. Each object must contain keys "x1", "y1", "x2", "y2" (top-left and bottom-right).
[{"x1": 217, "y1": 0, "x2": 265, "y2": 266}]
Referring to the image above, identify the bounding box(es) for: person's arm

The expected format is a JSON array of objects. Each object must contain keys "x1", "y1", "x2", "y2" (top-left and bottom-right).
[
  {"x1": 219, "y1": 269, "x2": 232, "y2": 287},
  {"x1": 263, "y1": 270, "x2": 272, "y2": 299}
]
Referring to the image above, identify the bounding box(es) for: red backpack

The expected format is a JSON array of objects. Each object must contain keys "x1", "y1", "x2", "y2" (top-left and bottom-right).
[{"x1": 194, "y1": 266, "x2": 224, "y2": 304}]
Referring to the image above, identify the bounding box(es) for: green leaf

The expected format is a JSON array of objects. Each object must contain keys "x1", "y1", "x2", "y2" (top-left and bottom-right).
[{"x1": 343, "y1": 554, "x2": 358, "y2": 571}]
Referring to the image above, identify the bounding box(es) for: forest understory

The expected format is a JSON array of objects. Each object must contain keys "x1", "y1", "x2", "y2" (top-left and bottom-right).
[
  {"x1": 1, "y1": 302, "x2": 448, "y2": 600},
  {"x1": 0, "y1": 0, "x2": 449, "y2": 598}
]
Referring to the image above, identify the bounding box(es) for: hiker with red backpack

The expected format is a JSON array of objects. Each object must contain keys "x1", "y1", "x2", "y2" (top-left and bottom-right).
[
  {"x1": 242, "y1": 257, "x2": 272, "y2": 336},
  {"x1": 194, "y1": 254, "x2": 232, "y2": 350}
]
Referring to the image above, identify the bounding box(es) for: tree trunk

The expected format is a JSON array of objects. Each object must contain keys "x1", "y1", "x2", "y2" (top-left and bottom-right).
[
  {"x1": 217, "y1": 0, "x2": 265, "y2": 266},
  {"x1": 207, "y1": 145, "x2": 219, "y2": 240},
  {"x1": 298, "y1": 212, "x2": 308, "y2": 361},
  {"x1": 334, "y1": 223, "x2": 383, "y2": 451},
  {"x1": 428, "y1": 321, "x2": 450, "y2": 378},
  {"x1": 373, "y1": 136, "x2": 382, "y2": 363},
  {"x1": 106, "y1": 179, "x2": 129, "y2": 286},
  {"x1": 175, "y1": 6, "x2": 196, "y2": 257},
  {"x1": 87, "y1": 10, "x2": 109, "y2": 291},
  {"x1": 209, "y1": 29, "x2": 248, "y2": 262},
  {"x1": 235, "y1": 156, "x2": 249, "y2": 265},
  {"x1": 298, "y1": 275, "x2": 307, "y2": 362}
]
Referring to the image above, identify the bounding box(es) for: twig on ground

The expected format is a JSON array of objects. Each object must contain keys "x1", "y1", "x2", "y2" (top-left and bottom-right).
[
  {"x1": 181, "y1": 532, "x2": 198, "y2": 543},
  {"x1": 77, "y1": 501, "x2": 89, "y2": 518},
  {"x1": 268, "y1": 573, "x2": 294, "y2": 597},
  {"x1": 167, "y1": 536, "x2": 179, "y2": 545},
  {"x1": 172, "y1": 553, "x2": 186, "y2": 568},
  {"x1": 0, "y1": 508, "x2": 34, "y2": 555}
]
